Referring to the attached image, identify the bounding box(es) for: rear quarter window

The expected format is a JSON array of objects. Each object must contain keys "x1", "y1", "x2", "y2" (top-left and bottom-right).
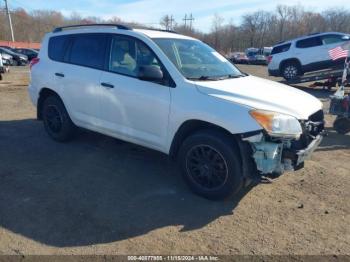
[
  {"x1": 321, "y1": 34, "x2": 348, "y2": 45},
  {"x1": 48, "y1": 36, "x2": 70, "y2": 62},
  {"x1": 68, "y1": 34, "x2": 107, "y2": 69},
  {"x1": 271, "y1": 43, "x2": 291, "y2": 55}
]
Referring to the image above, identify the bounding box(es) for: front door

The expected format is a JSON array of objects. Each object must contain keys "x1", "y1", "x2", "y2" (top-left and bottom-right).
[{"x1": 99, "y1": 35, "x2": 171, "y2": 150}]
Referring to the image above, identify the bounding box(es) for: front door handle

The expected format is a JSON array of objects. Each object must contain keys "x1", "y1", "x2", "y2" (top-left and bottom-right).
[
  {"x1": 55, "y1": 72, "x2": 65, "y2": 77},
  {"x1": 101, "y1": 82, "x2": 114, "y2": 88}
]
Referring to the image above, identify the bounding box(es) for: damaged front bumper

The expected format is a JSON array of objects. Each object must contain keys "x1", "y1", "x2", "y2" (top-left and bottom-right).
[
  {"x1": 242, "y1": 130, "x2": 324, "y2": 175},
  {"x1": 287, "y1": 134, "x2": 323, "y2": 166}
]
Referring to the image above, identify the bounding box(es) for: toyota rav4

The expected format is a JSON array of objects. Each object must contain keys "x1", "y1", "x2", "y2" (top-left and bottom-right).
[{"x1": 28, "y1": 24, "x2": 325, "y2": 200}]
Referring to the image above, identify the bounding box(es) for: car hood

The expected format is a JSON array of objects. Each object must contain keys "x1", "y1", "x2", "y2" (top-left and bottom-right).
[
  {"x1": 1, "y1": 54, "x2": 12, "y2": 59},
  {"x1": 195, "y1": 75, "x2": 322, "y2": 120}
]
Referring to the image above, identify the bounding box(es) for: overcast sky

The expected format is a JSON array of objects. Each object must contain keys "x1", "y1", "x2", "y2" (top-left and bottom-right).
[{"x1": 8, "y1": 0, "x2": 348, "y2": 32}]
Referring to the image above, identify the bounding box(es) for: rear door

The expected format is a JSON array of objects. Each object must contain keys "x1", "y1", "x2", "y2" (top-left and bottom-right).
[
  {"x1": 54, "y1": 33, "x2": 108, "y2": 127},
  {"x1": 294, "y1": 36, "x2": 323, "y2": 72}
]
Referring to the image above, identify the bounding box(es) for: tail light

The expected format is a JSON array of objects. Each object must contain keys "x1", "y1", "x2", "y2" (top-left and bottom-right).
[
  {"x1": 267, "y1": 55, "x2": 273, "y2": 64},
  {"x1": 29, "y1": 57, "x2": 40, "y2": 70}
]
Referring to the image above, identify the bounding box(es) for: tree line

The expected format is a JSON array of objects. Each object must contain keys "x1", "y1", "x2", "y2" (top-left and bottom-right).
[{"x1": 1, "y1": 5, "x2": 349, "y2": 53}]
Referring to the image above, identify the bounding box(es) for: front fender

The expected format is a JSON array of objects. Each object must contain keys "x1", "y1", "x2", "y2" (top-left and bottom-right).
[{"x1": 166, "y1": 90, "x2": 262, "y2": 153}]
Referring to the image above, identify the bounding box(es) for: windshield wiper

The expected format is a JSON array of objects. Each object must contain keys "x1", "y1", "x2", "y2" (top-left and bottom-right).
[
  {"x1": 187, "y1": 74, "x2": 247, "y2": 81},
  {"x1": 221, "y1": 74, "x2": 247, "y2": 79},
  {"x1": 187, "y1": 76, "x2": 219, "y2": 81}
]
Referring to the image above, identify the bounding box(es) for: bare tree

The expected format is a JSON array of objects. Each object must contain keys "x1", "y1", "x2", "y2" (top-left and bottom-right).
[
  {"x1": 211, "y1": 13, "x2": 224, "y2": 49},
  {"x1": 323, "y1": 9, "x2": 350, "y2": 32},
  {"x1": 275, "y1": 5, "x2": 292, "y2": 41},
  {"x1": 160, "y1": 15, "x2": 175, "y2": 30}
]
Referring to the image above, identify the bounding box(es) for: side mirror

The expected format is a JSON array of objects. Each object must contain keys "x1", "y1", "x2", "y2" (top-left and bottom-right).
[{"x1": 138, "y1": 65, "x2": 163, "y2": 81}]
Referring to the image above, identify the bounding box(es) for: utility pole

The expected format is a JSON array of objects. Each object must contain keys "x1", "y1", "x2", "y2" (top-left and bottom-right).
[
  {"x1": 183, "y1": 13, "x2": 194, "y2": 30},
  {"x1": 4, "y1": 0, "x2": 15, "y2": 42},
  {"x1": 169, "y1": 15, "x2": 174, "y2": 30},
  {"x1": 189, "y1": 13, "x2": 194, "y2": 30},
  {"x1": 183, "y1": 14, "x2": 187, "y2": 27}
]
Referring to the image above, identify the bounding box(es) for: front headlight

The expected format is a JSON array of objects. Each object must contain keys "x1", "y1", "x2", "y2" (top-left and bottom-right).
[{"x1": 250, "y1": 109, "x2": 302, "y2": 139}]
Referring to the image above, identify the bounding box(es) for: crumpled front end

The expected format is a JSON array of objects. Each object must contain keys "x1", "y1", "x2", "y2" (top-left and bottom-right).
[{"x1": 243, "y1": 110, "x2": 325, "y2": 175}]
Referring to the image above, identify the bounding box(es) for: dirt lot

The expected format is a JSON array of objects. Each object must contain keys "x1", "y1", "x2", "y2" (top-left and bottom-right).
[{"x1": 0, "y1": 65, "x2": 349, "y2": 256}]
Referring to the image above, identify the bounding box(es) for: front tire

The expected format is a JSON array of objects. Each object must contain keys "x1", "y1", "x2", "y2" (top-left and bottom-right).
[
  {"x1": 178, "y1": 130, "x2": 243, "y2": 200},
  {"x1": 42, "y1": 95, "x2": 76, "y2": 142}
]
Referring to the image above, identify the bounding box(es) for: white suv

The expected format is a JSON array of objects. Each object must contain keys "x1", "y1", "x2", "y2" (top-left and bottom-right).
[
  {"x1": 29, "y1": 24, "x2": 324, "y2": 200},
  {"x1": 268, "y1": 32, "x2": 350, "y2": 80}
]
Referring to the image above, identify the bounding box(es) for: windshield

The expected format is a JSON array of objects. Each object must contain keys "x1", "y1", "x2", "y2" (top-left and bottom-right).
[{"x1": 153, "y1": 38, "x2": 244, "y2": 80}]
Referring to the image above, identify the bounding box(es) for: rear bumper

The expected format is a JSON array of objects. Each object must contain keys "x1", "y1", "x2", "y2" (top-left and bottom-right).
[
  {"x1": 252, "y1": 60, "x2": 267, "y2": 65},
  {"x1": 28, "y1": 83, "x2": 38, "y2": 106},
  {"x1": 268, "y1": 68, "x2": 280, "y2": 77}
]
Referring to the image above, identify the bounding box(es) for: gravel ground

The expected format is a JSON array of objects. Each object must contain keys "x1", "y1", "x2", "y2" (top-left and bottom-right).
[{"x1": 0, "y1": 65, "x2": 349, "y2": 256}]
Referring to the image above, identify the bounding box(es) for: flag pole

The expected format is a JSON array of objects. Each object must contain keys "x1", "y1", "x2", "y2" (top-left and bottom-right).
[{"x1": 334, "y1": 57, "x2": 348, "y2": 98}]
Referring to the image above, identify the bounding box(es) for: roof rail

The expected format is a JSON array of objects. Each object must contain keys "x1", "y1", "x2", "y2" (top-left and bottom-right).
[
  {"x1": 136, "y1": 27, "x2": 178, "y2": 34},
  {"x1": 308, "y1": 32, "x2": 320, "y2": 36},
  {"x1": 276, "y1": 40, "x2": 286, "y2": 45},
  {"x1": 53, "y1": 24, "x2": 132, "y2": 33}
]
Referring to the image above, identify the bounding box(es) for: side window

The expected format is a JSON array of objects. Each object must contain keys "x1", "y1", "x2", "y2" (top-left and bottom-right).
[
  {"x1": 69, "y1": 34, "x2": 107, "y2": 69},
  {"x1": 136, "y1": 41, "x2": 161, "y2": 69},
  {"x1": 271, "y1": 43, "x2": 291, "y2": 55},
  {"x1": 109, "y1": 36, "x2": 161, "y2": 77},
  {"x1": 296, "y1": 37, "x2": 322, "y2": 48},
  {"x1": 48, "y1": 36, "x2": 70, "y2": 62},
  {"x1": 109, "y1": 36, "x2": 137, "y2": 77},
  {"x1": 321, "y1": 34, "x2": 346, "y2": 45}
]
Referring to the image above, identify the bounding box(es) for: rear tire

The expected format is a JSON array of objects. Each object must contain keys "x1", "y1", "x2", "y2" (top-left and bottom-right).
[
  {"x1": 178, "y1": 130, "x2": 243, "y2": 200},
  {"x1": 282, "y1": 61, "x2": 301, "y2": 80},
  {"x1": 42, "y1": 95, "x2": 77, "y2": 142}
]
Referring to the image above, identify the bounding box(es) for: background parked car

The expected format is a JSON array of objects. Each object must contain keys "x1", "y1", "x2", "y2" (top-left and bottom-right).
[
  {"x1": 1, "y1": 53, "x2": 13, "y2": 66},
  {"x1": 243, "y1": 47, "x2": 271, "y2": 65},
  {"x1": 0, "y1": 47, "x2": 28, "y2": 66},
  {"x1": 15, "y1": 48, "x2": 38, "y2": 61},
  {"x1": 252, "y1": 54, "x2": 268, "y2": 65},
  {"x1": 245, "y1": 48, "x2": 259, "y2": 64},
  {"x1": 268, "y1": 32, "x2": 350, "y2": 80},
  {"x1": 229, "y1": 52, "x2": 249, "y2": 64}
]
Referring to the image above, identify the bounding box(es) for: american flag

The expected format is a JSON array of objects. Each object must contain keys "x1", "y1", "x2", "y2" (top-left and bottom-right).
[{"x1": 328, "y1": 46, "x2": 349, "y2": 61}]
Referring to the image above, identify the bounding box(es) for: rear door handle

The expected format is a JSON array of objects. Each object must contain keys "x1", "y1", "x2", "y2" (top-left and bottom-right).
[
  {"x1": 101, "y1": 82, "x2": 114, "y2": 88},
  {"x1": 55, "y1": 73, "x2": 65, "y2": 77}
]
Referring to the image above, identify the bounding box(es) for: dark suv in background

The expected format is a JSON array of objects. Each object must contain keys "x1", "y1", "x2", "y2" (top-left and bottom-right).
[{"x1": 15, "y1": 48, "x2": 38, "y2": 61}]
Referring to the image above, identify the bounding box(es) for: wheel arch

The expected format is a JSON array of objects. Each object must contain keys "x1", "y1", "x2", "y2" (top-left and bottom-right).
[
  {"x1": 279, "y1": 58, "x2": 302, "y2": 74},
  {"x1": 170, "y1": 119, "x2": 259, "y2": 188},
  {"x1": 37, "y1": 88, "x2": 61, "y2": 120},
  {"x1": 169, "y1": 119, "x2": 240, "y2": 160}
]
